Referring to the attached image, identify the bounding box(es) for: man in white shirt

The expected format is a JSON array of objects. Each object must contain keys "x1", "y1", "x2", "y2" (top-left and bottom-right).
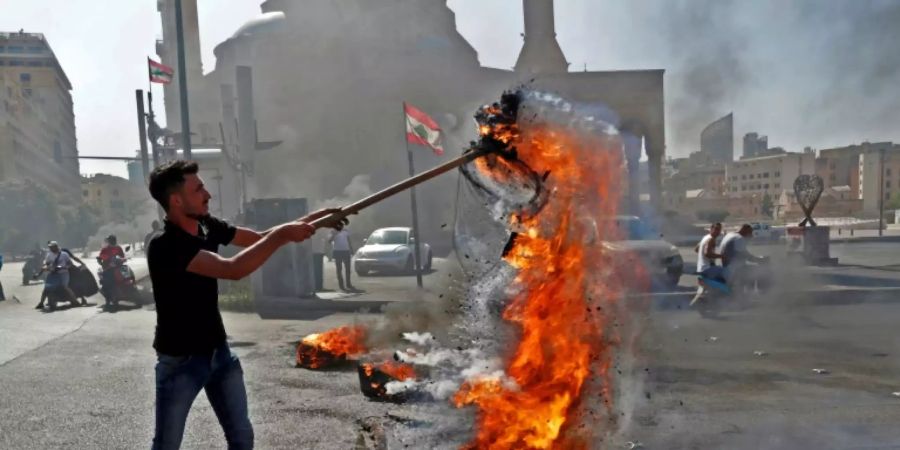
[
  {"x1": 719, "y1": 224, "x2": 768, "y2": 289},
  {"x1": 329, "y1": 221, "x2": 355, "y2": 292},
  {"x1": 695, "y1": 222, "x2": 724, "y2": 280},
  {"x1": 35, "y1": 241, "x2": 79, "y2": 309},
  {"x1": 690, "y1": 223, "x2": 725, "y2": 306}
]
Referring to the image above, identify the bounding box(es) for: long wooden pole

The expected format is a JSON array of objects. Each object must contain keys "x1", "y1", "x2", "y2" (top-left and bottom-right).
[{"x1": 309, "y1": 150, "x2": 483, "y2": 230}]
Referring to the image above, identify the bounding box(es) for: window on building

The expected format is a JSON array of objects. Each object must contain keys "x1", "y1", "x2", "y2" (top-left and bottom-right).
[
  {"x1": 97, "y1": 190, "x2": 102, "y2": 196},
  {"x1": 53, "y1": 142, "x2": 61, "y2": 163},
  {"x1": 7, "y1": 46, "x2": 23, "y2": 53},
  {"x1": 741, "y1": 175, "x2": 746, "y2": 180},
  {"x1": 0, "y1": 60, "x2": 5, "y2": 66},
  {"x1": 82, "y1": 190, "x2": 88, "y2": 197},
  {"x1": 19, "y1": 73, "x2": 30, "y2": 83},
  {"x1": 774, "y1": 171, "x2": 780, "y2": 177},
  {"x1": 27, "y1": 46, "x2": 43, "y2": 53},
  {"x1": 749, "y1": 174, "x2": 755, "y2": 179},
  {"x1": 9, "y1": 60, "x2": 23, "y2": 66},
  {"x1": 888, "y1": 168, "x2": 892, "y2": 176},
  {"x1": 764, "y1": 184, "x2": 769, "y2": 189},
  {"x1": 112, "y1": 189, "x2": 119, "y2": 197},
  {"x1": 764, "y1": 173, "x2": 770, "y2": 178},
  {"x1": 887, "y1": 181, "x2": 891, "y2": 189}
]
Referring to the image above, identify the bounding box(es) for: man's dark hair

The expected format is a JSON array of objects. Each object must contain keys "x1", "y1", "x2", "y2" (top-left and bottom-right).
[
  {"x1": 149, "y1": 160, "x2": 199, "y2": 211},
  {"x1": 739, "y1": 223, "x2": 754, "y2": 236}
]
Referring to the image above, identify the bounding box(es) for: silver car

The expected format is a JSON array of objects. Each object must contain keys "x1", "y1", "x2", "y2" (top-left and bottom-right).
[{"x1": 353, "y1": 227, "x2": 433, "y2": 276}]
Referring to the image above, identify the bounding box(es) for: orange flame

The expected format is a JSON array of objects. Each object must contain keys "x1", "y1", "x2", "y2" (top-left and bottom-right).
[
  {"x1": 296, "y1": 325, "x2": 367, "y2": 368},
  {"x1": 454, "y1": 120, "x2": 627, "y2": 449},
  {"x1": 362, "y1": 361, "x2": 417, "y2": 381}
]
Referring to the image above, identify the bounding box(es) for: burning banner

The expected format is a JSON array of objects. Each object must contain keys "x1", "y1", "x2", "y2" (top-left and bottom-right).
[
  {"x1": 448, "y1": 90, "x2": 631, "y2": 448},
  {"x1": 295, "y1": 325, "x2": 368, "y2": 369}
]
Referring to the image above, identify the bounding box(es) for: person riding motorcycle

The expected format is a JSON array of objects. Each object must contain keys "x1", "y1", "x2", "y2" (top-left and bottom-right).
[
  {"x1": 35, "y1": 241, "x2": 84, "y2": 309},
  {"x1": 720, "y1": 224, "x2": 770, "y2": 292},
  {"x1": 98, "y1": 234, "x2": 126, "y2": 303}
]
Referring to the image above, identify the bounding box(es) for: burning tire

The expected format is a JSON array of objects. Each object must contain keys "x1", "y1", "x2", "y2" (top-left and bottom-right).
[
  {"x1": 295, "y1": 325, "x2": 367, "y2": 369},
  {"x1": 357, "y1": 361, "x2": 417, "y2": 403}
]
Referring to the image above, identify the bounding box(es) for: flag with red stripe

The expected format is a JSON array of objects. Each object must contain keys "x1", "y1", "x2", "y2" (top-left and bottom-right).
[
  {"x1": 148, "y1": 58, "x2": 174, "y2": 84},
  {"x1": 404, "y1": 102, "x2": 444, "y2": 156}
]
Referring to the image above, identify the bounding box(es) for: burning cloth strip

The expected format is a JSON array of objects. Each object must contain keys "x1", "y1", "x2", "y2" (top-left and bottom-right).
[{"x1": 451, "y1": 90, "x2": 631, "y2": 449}]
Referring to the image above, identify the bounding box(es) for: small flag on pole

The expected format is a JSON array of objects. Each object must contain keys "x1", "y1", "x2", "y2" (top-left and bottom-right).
[
  {"x1": 148, "y1": 58, "x2": 174, "y2": 84},
  {"x1": 404, "y1": 102, "x2": 444, "y2": 156}
]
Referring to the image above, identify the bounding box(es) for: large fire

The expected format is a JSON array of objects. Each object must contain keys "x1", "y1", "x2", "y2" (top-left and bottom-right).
[
  {"x1": 296, "y1": 325, "x2": 368, "y2": 369},
  {"x1": 453, "y1": 98, "x2": 628, "y2": 448}
]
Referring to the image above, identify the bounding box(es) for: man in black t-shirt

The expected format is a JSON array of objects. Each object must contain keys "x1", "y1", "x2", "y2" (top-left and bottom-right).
[{"x1": 147, "y1": 160, "x2": 337, "y2": 449}]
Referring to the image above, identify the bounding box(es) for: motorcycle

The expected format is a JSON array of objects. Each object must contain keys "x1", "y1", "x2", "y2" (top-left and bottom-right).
[
  {"x1": 37, "y1": 268, "x2": 81, "y2": 311},
  {"x1": 691, "y1": 259, "x2": 771, "y2": 318},
  {"x1": 22, "y1": 251, "x2": 46, "y2": 285},
  {"x1": 690, "y1": 275, "x2": 731, "y2": 318},
  {"x1": 97, "y1": 249, "x2": 138, "y2": 306}
]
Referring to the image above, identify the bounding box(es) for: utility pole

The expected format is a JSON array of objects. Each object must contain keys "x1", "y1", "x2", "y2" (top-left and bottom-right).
[
  {"x1": 174, "y1": 0, "x2": 192, "y2": 159},
  {"x1": 879, "y1": 148, "x2": 885, "y2": 237},
  {"x1": 147, "y1": 91, "x2": 160, "y2": 168},
  {"x1": 135, "y1": 90, "x2": 150, "y2": 183}
]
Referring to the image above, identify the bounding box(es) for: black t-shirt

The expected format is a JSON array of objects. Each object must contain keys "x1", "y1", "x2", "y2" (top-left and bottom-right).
[{"x1": 148, "y1": 216, "x2": 237, "y2": 356}]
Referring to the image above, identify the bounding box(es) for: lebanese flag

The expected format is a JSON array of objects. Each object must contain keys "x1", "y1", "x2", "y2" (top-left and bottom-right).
[
  {"x1": 148, "y1": 58, "x2": 174, "y2": 84},
  {"x1": 404, "y1": 102, "x2": 444, "y2": 156}
]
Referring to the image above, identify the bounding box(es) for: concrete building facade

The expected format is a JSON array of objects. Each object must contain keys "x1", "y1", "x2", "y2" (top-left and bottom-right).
[
  {"x1": 0, "y1": 31, "x2": 79, "y2": 201},
  {"x1": 155, "y1": 0, "x2": 667, "y2": 233},
  {"x1": 726, "y1": 152, "x2": 816, "y2": 197},
  {"x1": 818, "y1": 142, "x2": 894, "y2": 199},
  {"x1": 700, "y1": 113, "x2": 733, "y2": 164},
  {"x1": 81, "y1": 174, "x2": 149, "y2": 223},
  {"x1": 858, "y1": 144, "x2": 900, "y2": 214},
  {"x1": 742, "y1": 132, "x2": 767, "y2": 159}
]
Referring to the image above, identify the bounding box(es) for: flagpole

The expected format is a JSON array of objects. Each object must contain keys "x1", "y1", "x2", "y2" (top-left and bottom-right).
[{"x1": 403, "y1": 102, "x2": 424, "y2": 288}]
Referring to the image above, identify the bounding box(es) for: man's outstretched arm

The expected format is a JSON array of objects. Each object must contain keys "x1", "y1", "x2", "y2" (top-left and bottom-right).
[
  {"x1": 187, "y1": 222, "x2": 315, "y2": 280},
  {"x1": 230, "y1": 208, "x2": 341, "y2": 247}
]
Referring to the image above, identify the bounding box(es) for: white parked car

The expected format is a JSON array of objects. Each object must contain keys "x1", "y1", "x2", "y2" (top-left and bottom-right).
[
  {"x1": 599, "y1": 216, "x2": 684, "y2": 288},
  {"x1": 353, "y1": 227, "x2": 432, "y2": 276}
]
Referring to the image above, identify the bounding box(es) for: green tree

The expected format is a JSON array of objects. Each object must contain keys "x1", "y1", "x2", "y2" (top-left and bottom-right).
[
  {"x1": 761, "y1": 193, "x2": 774, "y2": 218},
  {"x1": 0, "y1": 180, "x2": 61, "y2": 254}
]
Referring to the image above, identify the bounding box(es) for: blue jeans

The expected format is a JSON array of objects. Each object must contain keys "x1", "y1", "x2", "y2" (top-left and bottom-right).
[{"x1": 152, "y1": 343, "x2": 253, "y2": 449}]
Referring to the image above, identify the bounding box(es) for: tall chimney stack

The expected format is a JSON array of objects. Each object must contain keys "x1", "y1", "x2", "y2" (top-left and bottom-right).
[{"x1": 515, "y1": 0, "x2": 568, "y2": 75}]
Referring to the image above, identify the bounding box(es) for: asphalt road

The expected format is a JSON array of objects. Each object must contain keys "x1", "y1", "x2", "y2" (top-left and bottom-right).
[
  {"x1": 0, "y1": 254, "x2": 148, "y2": 366},
  {"x1": 2, "y1": 244, "x2": 900, "y2": 448}
]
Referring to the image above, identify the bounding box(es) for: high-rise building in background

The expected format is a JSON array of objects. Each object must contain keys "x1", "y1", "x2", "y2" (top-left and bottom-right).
[
  {"x1": 0, "y1": 31, "x2": 80, "y2": 201},
  {"x1": 743, "y1": 132, "x2": 768, "y2": 159},
  {"x1": 700, "y1": 113, "x2": 733, "y2": 164}
]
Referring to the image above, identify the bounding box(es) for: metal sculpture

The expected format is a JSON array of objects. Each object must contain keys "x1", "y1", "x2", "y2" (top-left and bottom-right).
[{"x1": 793, "y1": 174, "x2": 824, "y2": 227}]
